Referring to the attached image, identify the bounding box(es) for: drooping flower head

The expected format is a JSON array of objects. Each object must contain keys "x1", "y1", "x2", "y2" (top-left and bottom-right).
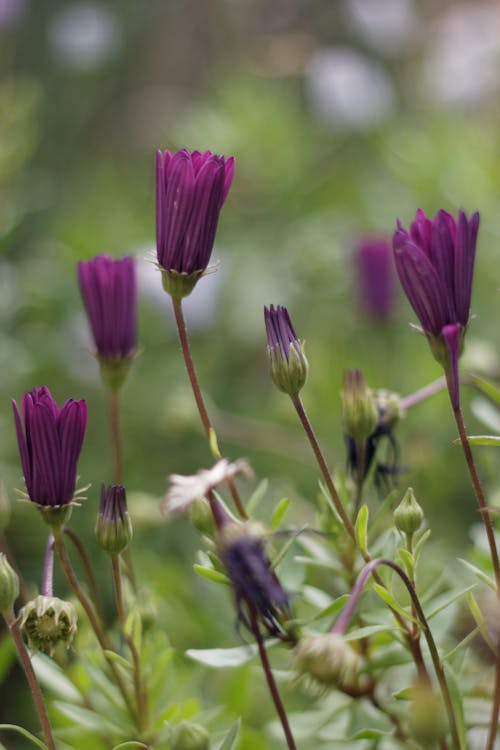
[
  {"x1": 393, "y1": 208, "x2": 479, "y2": 408},
  {"x1": 354, "y1": 236, "x2": 395, "y2": 320},
  {"x1": 264, "y1": 305, "x2": 308, "y2": 396},
  {"x1": 78, "y1": 255, "x2": 137, "y2": 390},
  {"x1": 13, "y1": 387, "x2": 87, "y2": 525},
  {"x1": 156, "y1": 148, "x2": 235, "y2": 299}
]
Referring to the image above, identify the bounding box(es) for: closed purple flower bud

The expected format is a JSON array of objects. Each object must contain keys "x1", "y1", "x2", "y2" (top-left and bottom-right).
[
  {"x1": 78, "y1": 255, "x2": 137, "y2": 390},
  {"x1": 156, "y1": 148, "x2": 235, "y2": 299},
  {"x1": 393, "y1": 208, "x2": 479, "y2": 406},
  {"x1": 354, "y1": 237, "x2": 395, "y2": 320},
  {"x1": 12, "y1": 387, "x2": 87, "y2": 525},
  {"x1": 264, "y1": 305, "x2": 308, "y2": 395},
  {"x1": 96, "y1": 484, "x2": 132, "y2": 556}
]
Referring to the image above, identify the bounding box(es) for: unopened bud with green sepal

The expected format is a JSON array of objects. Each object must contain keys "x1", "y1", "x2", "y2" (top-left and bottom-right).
[
  {"x1": 171, "y1": 721, "x2": 210, "y2": 750},
  {"x1": 264, "y1": 305, "x2": 308, "y2": 396},
  {"x1": 341, "y1": 369, "x2": 378, "y2": 442},
  {"x1": 96, "y1": 484, "x2": 133, "y2": 556},
  {"x1": 0, "y1": 554, "x2": 19, "y2": 615},
  {"x1": 394, "y1": 487, "x2": 424, "y2": 535},
  {"x1": 294, "y1": 632, "x2": 359, "y2": 689},
  {"x1": 18, "y1": 595, "x2": 77, "y2": 655}
]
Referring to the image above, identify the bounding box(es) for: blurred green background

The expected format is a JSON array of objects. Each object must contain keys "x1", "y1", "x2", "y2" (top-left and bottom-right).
[{"x1": 2, "y1": 0, "x2": 500, "y2": 745}]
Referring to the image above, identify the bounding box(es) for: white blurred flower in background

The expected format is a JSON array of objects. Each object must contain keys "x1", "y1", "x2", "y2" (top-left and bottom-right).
[{"x1": 48, "y1": 2, "x2": 122, "y2": 71}]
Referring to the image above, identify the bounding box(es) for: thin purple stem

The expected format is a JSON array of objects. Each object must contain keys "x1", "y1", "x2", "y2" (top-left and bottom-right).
[
  {"x1": 400, "y1": 376, "x2": 447, "y2": 411},
  {"x1": 41, "y1": 535, "x2": 54, "y2": 597}
]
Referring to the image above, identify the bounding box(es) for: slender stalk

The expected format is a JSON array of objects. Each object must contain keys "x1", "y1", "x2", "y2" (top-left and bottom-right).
[
  {"x1": 333, "y1": 558, "x2": 463, "y2": 750},
  {"x1": 171, "y1": 297, "x2": 248, "y2": 519},
  {"x1": 486, "y1": 644, "x2": 500, "y2": 750},
  {"x1": 53, "y1": 529, "x2": 137, "y2": 724},
  {"x1": 353, "y1": 440, "x2": 366, "y2": 518},
  {"x1": 41, "y1": 535, "x2": 54, "y2": 597},
  {"x1": 400, "y1": 376, "x2": 447, "y2": 411},
  {"x1": 63, "y1": 527, "x2": 102, "y2": 617},
  {"x1": 4, "y1": 610, "x2": 56, "y2": 750},
  {"x1": 248, "y1": 607, "x2": 296, "y2": 750},
  {"x1": 290, "y1": 394, "x2": 356, "y2": 541},
  {"x1": 111, "y1": 555, "x2": 148, "y2": 730},
  {"x1": 445, "y1": 371, "x2": 500, "y2": 586}
]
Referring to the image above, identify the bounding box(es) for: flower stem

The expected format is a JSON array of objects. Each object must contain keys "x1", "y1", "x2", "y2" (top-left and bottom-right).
[
  {"x1": 445, "y1": 371, "x2": 500, "y2": 586},
  {"x1": 248, "y1": 607, "x2": 296, "y2": 750},
  {"x1": 486, "y1": 645, "x2": 500, "y2": 750},
  {"x1": 4, "y1": 610, "x2": 56, "y2": 750},
  {"x1": 290, "y1": 394, "x2": 356, "y2": 541},
  {"x1": 53, "y1": 529, "x2": 137, "y2": 724},
  {"x1": 63, "y1": 527, "x2": 102, "y2": 618},
  {"x1": 171, "y1": 297, "x2": 248, "y2": 519},
  {"x1": 334, "y1": 558, "x2": 463, "y2": 750},
  {"x1": 41, "y1": 535, "x2": 54, "y2": 597},
  {"x1": 400, "y1": 376, "x2": 447, "y2": 410},
  {"x1": 111, "y1": 555, "x2": 148, "y2": 732}
]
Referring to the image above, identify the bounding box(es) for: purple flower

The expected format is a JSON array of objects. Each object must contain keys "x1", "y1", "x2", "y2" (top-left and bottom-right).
[
  {"x1": 264, "y1": 305, "x2": 308, "y2": 395},
  {"x1": 96, "y1": 484, "x2": 133, "y2": 556},
  {"x1": 77, "y1": 255, "x2": 137, "y2": 361},
  {"x1": 12, "y1": 387, "x2": 87, "y2": 508},
  {"x1": 155, "y1": 148, "x2": 234, "y2": 296},
  {"x1": 354, "y1": 237, "x2": 395, "y2": 320},
  {"x1": 393, "y1": 209, "x2": 479, "y2": 337},
  {"x1": 393, "y1": 208, "x2": 480, "y2": 408}
]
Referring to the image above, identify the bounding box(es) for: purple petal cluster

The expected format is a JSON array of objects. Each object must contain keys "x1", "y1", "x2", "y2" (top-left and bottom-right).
[
  {"x1": 78, "y1": 255, "x2": 137, "y2": 360},
  {"x1": 354, "y1": 237, "x2": 395, "y2": 320},
  {"x1": 156, "y1": 148, "x2": 235, "y2": 275},
  {"x1": 393, "y1": 208, "x2": 479, "y2": 337},
  {"x1": 264, "y1": 305, "x2": 301, "y2": 361},
  {"x1": 13, "y1": 387, "x2": 87, "y2": 507}
]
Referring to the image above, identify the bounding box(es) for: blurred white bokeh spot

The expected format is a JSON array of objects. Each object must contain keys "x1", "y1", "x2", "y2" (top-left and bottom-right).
[
  {"x1": 48, "y1": 2, "x2": 122, "y2": 71},
  {"x1": 345, "y1": 0, "x2": 417, "y2": 55}
]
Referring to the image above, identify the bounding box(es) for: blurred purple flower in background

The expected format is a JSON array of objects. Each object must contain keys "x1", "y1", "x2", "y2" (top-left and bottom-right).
[
  {"x1": 354, "y1": 236, "x2": 395, "y2": 320},
  {"x1": 156, "y1": 149, "x2": 235, "y2": 280},
  {"x1": 12, "y1": 386, "x2": 87, "y2": 508},
  {"x1": 78, "y1": 255, "x2": 137, "y2": 361}
]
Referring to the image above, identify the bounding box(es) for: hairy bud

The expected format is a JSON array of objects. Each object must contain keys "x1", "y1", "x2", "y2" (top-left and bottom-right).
[
  {"x1": 294, "y1": 633, "x2": 359, "y2": 689},
  {"x1": 19, "y1": 595, "x2": 77, "y2": 655}
]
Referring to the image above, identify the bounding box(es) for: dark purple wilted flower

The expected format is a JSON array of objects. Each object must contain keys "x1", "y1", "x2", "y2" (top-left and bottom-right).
[
  {"x1": 354, "y1": 237, "x2": 395, "y2": 320},
  {"x1": 156, "y1": 148, "x2": 235, "y2": 298},
  {"x1": 12, "y1": 387, "x2": 87, "y2": 511},
  {"x1": 393, "y1": 208, "x2": 479, "y2": 408},
  {"x1": 264, "y1": 305, "x2": 308, "y2": 396}
]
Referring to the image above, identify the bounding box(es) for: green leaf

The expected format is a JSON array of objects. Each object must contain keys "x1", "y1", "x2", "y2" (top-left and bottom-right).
[
  {"x1": 413, "y1": 528, "x2": 431, "y2": 562},
  {"x1": 193, "y1": 564, "x2": 230, "y2": 585},
  {"x1": 0, "y1": 725, "x2": 47, "y2": 749},
  {"x1": 344, "y1": 624, "x2": 393, "y2": 641},
  {"x1": 246, "y1": 479, "x2": 268, "y2": 515},
  {"x1": 372, "y1": 584, "x2": 416, "y2": 624},
  {"x1": 467, "y1": 591, "x2": 496, "y2": 653},
  {"x1": 453, "y1": 435, "x2": 500, "y2": 446},
  {"x1": 32, "y1": 654, "x2": 83, "y2": 703},
  {"x1": 354, "y1": 504, "x2": 369, "y2": 556},
  {"x1": 351, "y1": 728, "x2": 392, "y2": 739},
  {"x1": 186, "y1": 641, "x2": 277, "y2": 668},
  {"x1": 103, "y1": 650, "x2": 134, "y2": 671},
  {"x1": 426, "y1": 584, "x2": 476, "y2": 620},
  {"x1": 53, "y1": 701, "x2": 124, "y2": 734},
  {"x1": 458, "y1": 558, "x2": 496, "y2": 591},
  {"x1": 469, "y1": 374, "x2": 500, "y2": 407},
  {"x1": 312, "y1": 594, "x2": 350, "y2": 622},
  {"x1": 392, "y1": 686, "x2": 415, "y2": 701},
  {"x1": 271, "y1": 497, "x2": 290, "y2": 529},
  {"x1": 215, "y1": 719, "x2": 241, "y2": 750},
  {"x1": 112, "y1": 743, "x2": 148, "y2": 750},
  {"x1": 397, "y1": 548, "x2": 414, "y2": 578}
]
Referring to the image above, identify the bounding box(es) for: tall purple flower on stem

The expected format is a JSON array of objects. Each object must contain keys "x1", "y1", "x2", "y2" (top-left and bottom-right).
[
  {"x1": 393, "y1": 208, "x2": 479, "y2": 408},
  {"x1": 156, "y1": 148, "x2": 235, "y2": 299},
  {"x1": 12, "y1": 387, "x2": 87, "y2": 527},
  {"x1": 264, "y1": 305, "x2": 308, "y2": 396},
  {"x1": 78, "y1": 255, "x2": 137, "y2": 391}
]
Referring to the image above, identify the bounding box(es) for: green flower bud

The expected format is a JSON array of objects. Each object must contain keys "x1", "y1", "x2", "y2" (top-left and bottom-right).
[
  {"x1": 372, "y1": 388, "x2": 403, "y2": 429},
  {"x1": 0, "y1": 554, "x2": 19, "y2": 615},
  {"x1": 341, "y1": 369, "x2": 378, "y2": 442},
  {"x1": 189, "y1": 496, "x2": 215, "y2": 536},
  {"x1": 171, "y1": 721, "x2": 210, "y2": 750},
  {"x1": 96, "y1": 485, "x2": 133, "y2": 556},
  {"x1": 18, "y1": 595, "x2": 77, "y2": 655},
  {"x1": 294, "y1": 633, "x2": 359, "y2": 689},
  {"x1": 394, "y1": 487, "x2": 424, "y2": 535},
  {"x1": 265, "y1": 305, "x2": 308, "y2": 396},
  {"x1": 408, "y1": 683, "x2": 448, "y2": 746}
]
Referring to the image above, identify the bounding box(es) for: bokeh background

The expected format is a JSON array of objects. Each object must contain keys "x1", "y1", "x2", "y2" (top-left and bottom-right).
[{"x1": 2, "y1": 0, "x2": 500, "y2": 745}]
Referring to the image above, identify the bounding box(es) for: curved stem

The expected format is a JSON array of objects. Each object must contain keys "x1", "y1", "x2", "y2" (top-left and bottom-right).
[
  {"x1": 333, "y1": 558, "x2": 463, "y2": 750},
  {"x1": 248, "y1": 607, "x2": 296, "y2": 750},
  {"x1": 53, "y1": 530, "x2": 137, "y2": 724},
  {"x1": 290, "y1": 394, "x2": 356, "y2": 541},
  {"x1": 400, "y1": 376, "x2": 447, "y2": 411},
  {"x1": 111, "y1": 556, "x2": 148, "y2": 731},
  {"x1": 4, "y1": 611, "x2": 56, "y2": 750},
  {"x1": 63, "y1": 527, "x2": 102, "y2": 618},
  {"x1": 171, "y1": 297, "x2": 248, "y2": 520}
]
